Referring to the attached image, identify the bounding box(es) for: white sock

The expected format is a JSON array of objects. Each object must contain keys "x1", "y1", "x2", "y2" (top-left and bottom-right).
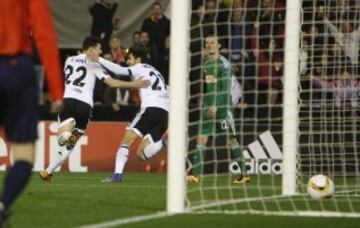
[
  {"x1": 141, "y1": 140, "x2": 163, "y2": 160},
  {"x1": 46, "y1": 147, "x2": 73, "y2": 174},
  {"x1": 114, "y1": 144, "x2": 129, "y2": 174}
]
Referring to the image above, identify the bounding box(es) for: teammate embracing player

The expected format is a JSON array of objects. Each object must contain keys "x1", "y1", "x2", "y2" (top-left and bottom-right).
[
  {"x1": 40, "y1": 37, "x2": 150, "y2": 181},
  {"x1": 99, "y1": 45, "x2": 169, "y2": 182}
]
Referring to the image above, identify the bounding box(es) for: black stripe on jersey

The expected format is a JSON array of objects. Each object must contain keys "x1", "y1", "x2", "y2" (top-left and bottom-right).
[{"x1": 128, "y1": 69, "x2": 132, "y2": 76}]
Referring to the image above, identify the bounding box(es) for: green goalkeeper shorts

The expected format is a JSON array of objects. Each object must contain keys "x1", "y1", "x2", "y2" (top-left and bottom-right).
[{"x1": 199, "y1": 110, "x2": 236, "y2": 136}]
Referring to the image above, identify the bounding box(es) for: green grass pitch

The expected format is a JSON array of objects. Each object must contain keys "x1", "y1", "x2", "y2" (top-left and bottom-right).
[{"x1": 0, "y1": 172, "x2": 359, "y2": 228}]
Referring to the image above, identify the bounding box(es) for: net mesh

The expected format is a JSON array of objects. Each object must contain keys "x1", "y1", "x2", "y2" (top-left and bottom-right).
[{"x1": 185, "y1": 0, "x2": 360, "y2": 216}]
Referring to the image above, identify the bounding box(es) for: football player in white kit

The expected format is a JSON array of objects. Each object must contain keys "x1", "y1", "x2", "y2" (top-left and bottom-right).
[
  {"x1": 40, "y1": 37, "x2": 150, "y2": 181},
  {"x1": 99, "y1": 45, "x2": 169, "y2": 182}
]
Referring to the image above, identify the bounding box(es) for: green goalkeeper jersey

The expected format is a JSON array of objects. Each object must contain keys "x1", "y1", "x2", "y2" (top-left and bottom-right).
[{"x1": 202, "y1": 55, "x2": 232, "y2": 120}]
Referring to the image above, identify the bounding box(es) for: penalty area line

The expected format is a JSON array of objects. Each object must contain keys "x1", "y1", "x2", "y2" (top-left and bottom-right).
[{"x1": 77, "y1": 211, "x2": 173, "y2": 228}]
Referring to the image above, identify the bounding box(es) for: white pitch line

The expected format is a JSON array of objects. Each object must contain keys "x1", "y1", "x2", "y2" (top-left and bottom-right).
[
  {"x1": 34, "y1": 183, "x2": 166, "y2": 189},
  {"x1": 77, "y1": 211, "x2": 173, "y2": 228},
  {"x1": 190, "y1": 187, "x2": 360, "y2": 211},
  {"x1": 194, "y1": 210, "x2": 360, "y2": 218},
  {"x1": 189, "y1": 193, "x2": 303, "y2": 211},
  {"x1": 40, "y1": 176, "x2": 165, "y2": 180}
]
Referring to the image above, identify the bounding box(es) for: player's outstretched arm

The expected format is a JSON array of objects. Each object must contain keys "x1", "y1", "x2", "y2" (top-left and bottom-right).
[
  {"x1": 99, "y1": 57, "x2": 131, "y2": 76},
  {"x1": 30, "y1": 0, "x2": 64, "y2": 113},
  {"x1": 104, "y1": 77, "x2": 150, "y2": 89}
]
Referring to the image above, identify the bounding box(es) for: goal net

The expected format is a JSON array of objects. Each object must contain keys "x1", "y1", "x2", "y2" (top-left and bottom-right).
[{"x1": 176, "y1": 0, "x2": 360, "y2": 216}]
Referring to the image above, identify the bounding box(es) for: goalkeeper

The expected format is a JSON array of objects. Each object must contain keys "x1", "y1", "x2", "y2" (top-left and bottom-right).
[{"x1": 187, "y1": 34, "x2": 250, "y2": 184}]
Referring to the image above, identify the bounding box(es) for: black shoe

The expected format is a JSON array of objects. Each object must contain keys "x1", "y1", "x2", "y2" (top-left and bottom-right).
[{"x1": 0, "y1": 202, "x2": 10, "y2": 228}]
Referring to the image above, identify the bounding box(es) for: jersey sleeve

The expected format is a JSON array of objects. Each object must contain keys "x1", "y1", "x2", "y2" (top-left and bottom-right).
[
  {"x1": 217, "y1": 63, "x2": 232, "y2": 106},
  {"x1": 99, "y1": 57, "x2": 132, "y2": 76},
  {"x1": 30, "y1": 0, "x2": 64, "y2": 100},
  {"x1": 126, "y1": 64, "x2": 147, "y2": 80},
  {"x1": 88, "y1": 62, "x2": 110, "y2": 81}
]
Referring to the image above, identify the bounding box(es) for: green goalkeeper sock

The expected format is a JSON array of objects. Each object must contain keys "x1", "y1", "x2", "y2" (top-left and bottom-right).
[
  {"x1": 231, "y1": 145, "x2": 247, "y2": 175},
  {"x1": 192, "y1": 145, "x2": 206, "y2": 176}
]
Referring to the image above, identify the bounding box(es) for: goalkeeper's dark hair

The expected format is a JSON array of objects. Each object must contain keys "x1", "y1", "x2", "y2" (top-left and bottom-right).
[
  {"x1": 204, "y1": 33, "x2": 224, "y2": 48},
  {"x1": 205, "y1": 33, "x2": 218, "y2": 39},
  {"x1": 128, "y1": 45, "x2": 151, "y2": 64},
  {"x1": 82, "y1": 36, "x2": 101, "y2": 51}
]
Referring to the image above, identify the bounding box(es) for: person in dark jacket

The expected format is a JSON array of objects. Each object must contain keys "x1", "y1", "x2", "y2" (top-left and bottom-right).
[
  {"x1": 89, "y1": 0, "x2": 118, "y2": 52},
  {"x1": 141, "y1": 2, "x2": 170, "y2": 54}
]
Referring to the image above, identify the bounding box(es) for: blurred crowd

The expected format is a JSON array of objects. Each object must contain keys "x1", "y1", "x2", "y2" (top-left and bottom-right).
[
  {"x1": 190, "y1": 0, "x2": 360, "y2": 110},
  {"x1": 36, "y1": 0, "x2": 360, "y2": 113},
  {"x1": 301, "y1": 0, "x2": 360, "y2": 108}
]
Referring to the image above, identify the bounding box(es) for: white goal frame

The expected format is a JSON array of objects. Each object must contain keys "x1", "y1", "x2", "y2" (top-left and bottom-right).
[
  {"x1": 282, "y1": 0, "x2": 301, "y2": 195},
  {"x1": 167, "y1": 0, "x2": 302, "y2": 212},
  {"x1": 167, "y1": 0, "x2": 190, "y2": 213}
]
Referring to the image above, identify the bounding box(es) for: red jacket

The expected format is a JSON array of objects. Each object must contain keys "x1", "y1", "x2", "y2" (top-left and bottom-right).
[{"x1": 0, "y1": 0, "x2": 63, "y2": 100}]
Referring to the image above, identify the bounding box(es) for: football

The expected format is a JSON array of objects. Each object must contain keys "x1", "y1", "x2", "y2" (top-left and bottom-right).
[{"x1": 307, "y1": 174, "x2": 335, "y2": 199}]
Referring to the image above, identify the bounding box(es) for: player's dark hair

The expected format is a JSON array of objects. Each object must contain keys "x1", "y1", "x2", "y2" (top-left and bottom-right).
[
  {"x1": 128, "y1": 45, "x2": 151, "y2": 64},
  {"x1": 82, "y1": 36, "x2": 101, "y2": 51},
  {"x1": 204, "y1": 33, "x2": 223, "y2": 49}
]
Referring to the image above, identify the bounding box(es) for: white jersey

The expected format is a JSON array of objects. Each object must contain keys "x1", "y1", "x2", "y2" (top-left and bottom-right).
[
  {"x1": 63, "y1": 54, "x2": 110, "y2": 107},
  {"x1": 99, "y1": 58, "x2": 169, "y2": 111}
]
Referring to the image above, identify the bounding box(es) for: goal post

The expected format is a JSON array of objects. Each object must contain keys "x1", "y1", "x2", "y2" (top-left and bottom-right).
[
  {"x1": 167, "y1": 0, "x2": 190, "y2": 213},
  {"x1": 282, "y1": 0, "x2": 301, "y2": 196}
]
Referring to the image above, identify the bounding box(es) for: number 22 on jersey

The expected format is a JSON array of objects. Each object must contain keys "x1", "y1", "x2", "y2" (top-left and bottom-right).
[
  {"x1": 149, "y1": 71, "x2": 167, "y2": 91},
  {"x1": 64, "y1": 65, "x2": 87, "y2": 87}
]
